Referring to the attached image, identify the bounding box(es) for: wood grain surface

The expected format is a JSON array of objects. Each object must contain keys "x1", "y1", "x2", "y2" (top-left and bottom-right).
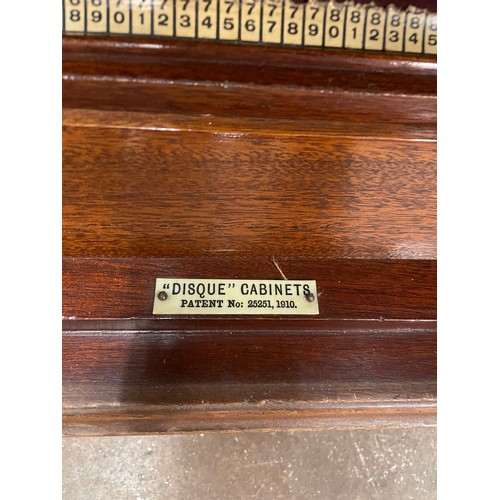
[
  {"x1": 62, "y1": 38, "x2": 436, "y2": 434},
  {"x1": 63, "y1": 402, "x2": 437, "y2": 436},
  {"x1": 63, "y1": 323, "x2": 436, "y2": 435},
  {"x1": 63, "y1": 37, "x2": 437, "y2": 96},
  {"x1": 63, "y1": 37, "x2": 436, "y2": 123},
  {"x1": 63, "y1": 257, "x2": 436, "y2": 320},
  {"x1": 63, "y1": 108, "x2": 437, "y2": 141},
  {"x1": 63, "y1": 325, "x2": 436, "y2": 391},
  {"x1": 63, "y1": 77, "x2": 437, "y2": 124},
  {"x1": 63, "y1": 110, "x2": 436, "y2": 259},
  {"x1": 63, "y1": 257, "x2": 436, "y2": 434}
]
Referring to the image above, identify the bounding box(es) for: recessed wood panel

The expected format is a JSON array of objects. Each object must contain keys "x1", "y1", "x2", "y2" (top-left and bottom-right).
[
  {"x1": 63, "y1": 111, "x2": 436, "y2": 259},
  {"x1": 63, "y1": 323, "x2": 436, "y2": 434}
]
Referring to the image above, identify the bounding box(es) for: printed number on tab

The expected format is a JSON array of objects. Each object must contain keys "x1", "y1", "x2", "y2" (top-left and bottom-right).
[
  {"x1": 219, "y1": 0, "x2": 240, "y2": 40},
  {"x1": 153, "y1": 0, "x2": 173, "y2": 36},
  {"x1": 364, "y1": 6, "x2": 385, "y2": 51},
  {"x1": 110, "y1": 0, "x2": 130, "y2": 34},
  {"x1": 324, "y1": 2, "x2": 346, "y2": 48},
  {"x1": 262, "y1": 0, "x2": 283, "y2": 44},
  {"x1": 86, "y1": 0, "x2": 107, "y2": 33},
  {"x1": 241, "y1": 0, "x2": 261, "y2": 42},
  {"x1": 344, "y1": 5, "x2": 365, "y2": 49},
  {"x1": 384, "y1": 5, "x2": 404, "y2": 52},
  {"x1": 404, "y1": 9, "x2": 425, "y2": 53},
  {"x1": 198, "y1": 0, "x2": 217, "y2": 39},
  {"x1": 304, "y1": 1, "x2": 325, "y2": 47},
  {"x1": 132, "y1": 0, "x2": 152, "y2": 35},
  {"x1": 283, "y1": 0, "x2": 305, "y2": 46},
  {"x1": 424, "y1": 13, "x2": 437, "y2": 55},
  {"x1": 176, "y1": 0, "x2": 196, "y2": 38},
  {"x1": 64, "y1": 0, "x2": 85, "y2": 32}
]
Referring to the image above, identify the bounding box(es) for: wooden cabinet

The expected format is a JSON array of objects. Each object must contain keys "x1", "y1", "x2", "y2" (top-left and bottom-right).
[{"x1": 62, "y1": 1, "x2": 436, "y2": 436}]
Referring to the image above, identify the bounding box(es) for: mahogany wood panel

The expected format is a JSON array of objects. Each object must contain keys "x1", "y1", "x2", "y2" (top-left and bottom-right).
[
  {"x1": 63, "y1": 37, "x2": 436, "y2": 123},
  {"x1": 63, "y1": 324, "x2": 436, "y2": 435},
  {"x1": 63, "y1": 108, "x2": 437, "y2": 141},
  {"x1": 63, "y1": 37, "x2": 437, "y2": 97},
  {"x1": 62, "y1": 257, "x2": 436, "y2": 434},
  {"x1": 63, "y1": 404, "x2": 436, "y2": 436},
  {"x1": 62, "y1": 36, "x2": 436, "y2": 435},
  {"x1": 63, "y1": 326, "x2": 436, "y2": 391},
  {"x1": 63, "y1": 76, "x2": 436, "y2": 125},
  {"x1": 63, "y1": 110, "x2": 436, "y2": 259},
  {"x1": 63, "y1": 258, "x2": 436, "y2": 320}
]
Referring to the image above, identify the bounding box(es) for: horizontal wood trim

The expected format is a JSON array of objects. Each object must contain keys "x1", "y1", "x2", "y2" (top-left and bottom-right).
[
  {"x1": 63, "y1": 74, "x2": 436, "y2": 124},
  {"x1": 63, "y1": 402, "x2": 437, "y2": 436},
  {"x1": 63, "y1": 257, "x2": 436, "y2": 434},
  {"x1": 63, "y1": 37, "x2": 436, "y2": 122},
  {"x1": 63, "y1": 328, "x2": 436, "y2": 389},
  {"x1": 63, "y1": 325, "x2": 436, "y2": 434},
  {"x1": 63, "y1": 108, "x2": 437, "y2": 141},
  {"x1": 63, "y1": 258, "x2": 436, "y2": 320},
  {"x1": 63, "y1": 36, "x2": 436, "y2": 95}
]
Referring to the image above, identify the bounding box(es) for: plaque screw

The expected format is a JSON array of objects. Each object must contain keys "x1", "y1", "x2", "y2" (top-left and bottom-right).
[
  {"x1": 157, "y1": 291, "x2": 168, "y2": 301},
  {"x1": 304, "y1": 292, "x2": 315, "y2": 302}
]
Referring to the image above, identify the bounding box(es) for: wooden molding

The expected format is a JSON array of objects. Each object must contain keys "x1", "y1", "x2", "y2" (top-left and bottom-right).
[{"x1": 62, "y1": 36, "x2": 436, "y2": 435}]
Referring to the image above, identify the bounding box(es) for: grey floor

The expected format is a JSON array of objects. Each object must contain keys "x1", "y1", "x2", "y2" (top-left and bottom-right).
[{"x1": 63, "y1": 427, "x2": 436, "y2": 499}]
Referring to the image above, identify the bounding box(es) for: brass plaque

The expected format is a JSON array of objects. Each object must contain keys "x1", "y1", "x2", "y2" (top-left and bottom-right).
[{"x1": 153, "y1": 278, "x2": 319, "y2": 315}]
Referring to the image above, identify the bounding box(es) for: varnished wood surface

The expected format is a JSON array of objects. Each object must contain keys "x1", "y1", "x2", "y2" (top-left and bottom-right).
[
  {"x1": 63, "y1": 324, "x2": 436, "y2": 435},
  {"x1": 62, "y1": 37, "x2": 436, "y2": 434},
  {"x1": 63, "y1": 257, "x2": 436, "y2": 434},
  {"x1": 63, "y1": 320, "x2": 436, "y2": 435},
  {"x1": 63, "y1": 37, "x2": 436, "y2": 123},
  {"x1": 63, "y1": 402, "x2": 436, "y2": 436},
  {"x1": 63, "y1": 325, "x2": 436, "y2": 391},
  {"x1": 63, "y1": 109, "x2": 436, "y2": 259},
  {"x1": 63, "y1": 108, "x2": 437, "y2": 141},
  {"x1": 63, "y1": 257, "x2": 436, "y2": 320},
  {"x1": 63, "y1": 37, "x2": 437, "y2": 96},
  {"x1": 63, "y1": 76, "x2": 436, "y2": 125}
]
